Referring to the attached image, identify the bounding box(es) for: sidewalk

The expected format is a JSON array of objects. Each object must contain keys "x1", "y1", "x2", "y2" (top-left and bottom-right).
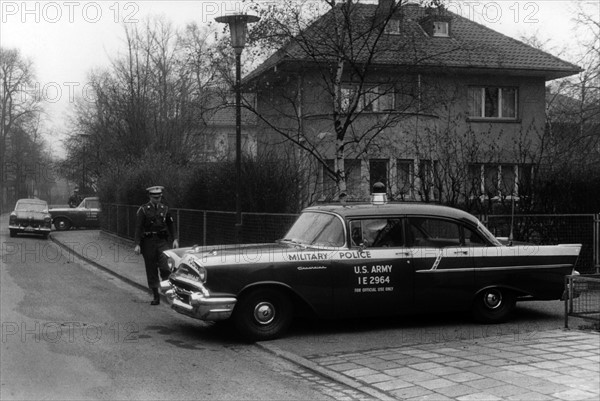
[{"x1": 51, "y1": 230, "x2": 600, "y2": 401}]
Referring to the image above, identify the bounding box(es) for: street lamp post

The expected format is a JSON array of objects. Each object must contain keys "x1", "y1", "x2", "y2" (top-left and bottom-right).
[
  {"x1": 215, "y1": 13, "x2": 260, "y2": 244},
  {"x1": 80, "y1": 133, "x2": 91, "y2": 194}
]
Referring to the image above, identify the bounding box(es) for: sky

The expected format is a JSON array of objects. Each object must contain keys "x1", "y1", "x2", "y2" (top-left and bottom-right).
[{"x1": 1, "y1": 0, "x2": 598, "y2": 157}]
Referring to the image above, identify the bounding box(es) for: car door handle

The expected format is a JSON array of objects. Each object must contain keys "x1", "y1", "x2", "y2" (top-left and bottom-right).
[
  {"x1": 453, "y1": 251, "x2": 468, "y2": 255},
  {"x1": 396, "y1": 252, "x2": 411, "y2": 256}
]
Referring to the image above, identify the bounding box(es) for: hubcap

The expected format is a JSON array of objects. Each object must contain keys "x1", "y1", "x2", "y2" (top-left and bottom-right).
[
  {"x1": 484, "y1": 290, "x2": 502, "y2": 309},
  {"x1": 254, "y1": 301, "x2": 275, "y2": 325}
]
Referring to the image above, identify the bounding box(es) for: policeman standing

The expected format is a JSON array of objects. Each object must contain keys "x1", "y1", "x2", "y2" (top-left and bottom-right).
[{"x1": 134, "y1": 186, "x2": 179, "y2": 305}]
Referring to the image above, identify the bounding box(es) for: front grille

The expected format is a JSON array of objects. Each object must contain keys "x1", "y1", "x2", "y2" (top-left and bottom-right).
[
  {"x1": 176, "y1": 290, "x2": 190, "y2": 304},
  {"x1": 171, "y1": 278, "x2": 201, "y2": 293}
]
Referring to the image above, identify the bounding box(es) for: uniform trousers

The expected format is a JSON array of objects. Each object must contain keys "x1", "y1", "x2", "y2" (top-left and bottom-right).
[{"x1": 140, "y1": 236, "x2": 171, "y2": 289}]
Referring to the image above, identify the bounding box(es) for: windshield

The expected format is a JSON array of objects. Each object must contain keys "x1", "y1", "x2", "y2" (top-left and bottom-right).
[
  {"x1": 281, "y1": 212, "x2": 345, "y2": 248},
  {"x1": 16, "y1": 201, "x2": 48, "y2": 213}
]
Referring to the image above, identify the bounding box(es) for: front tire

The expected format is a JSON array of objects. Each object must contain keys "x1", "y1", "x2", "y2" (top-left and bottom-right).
[
  {"x1": 232, "y1": 288, "x2": 293, "y2": 342},
  {"x1": 53, "y1": 218, "x2": 71, "y2": 231},
  {"x1": 9, "y1": 229, "x2": 16, "y2": 238},
  {"x1": 472, "y1": 288, "x2": 515, "y2": 323}
]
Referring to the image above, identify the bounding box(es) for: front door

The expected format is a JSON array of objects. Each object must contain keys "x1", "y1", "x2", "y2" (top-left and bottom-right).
[
  {"x1": 333, "y1": 217, "x2": 413, "y2": 318},
  {"x1": 407, "y1": 216, "x2": 480, "y2": 312}
]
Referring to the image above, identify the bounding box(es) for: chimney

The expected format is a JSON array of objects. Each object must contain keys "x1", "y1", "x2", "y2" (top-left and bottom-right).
[
  {"x1": 376, "y1": 0, "x2": 396, "y2": 26},
  {"x1": 378, "y1": 0, "x2": 395, "y2": 9}
]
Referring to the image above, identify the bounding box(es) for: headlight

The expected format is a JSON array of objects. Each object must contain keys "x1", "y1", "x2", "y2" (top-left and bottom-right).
[
  {"x1": 167, "y1": 256, "x2": 176, "y2": 271},
  {"x1": 192, "y1": 260, "x2": 207, "y2": 283}
]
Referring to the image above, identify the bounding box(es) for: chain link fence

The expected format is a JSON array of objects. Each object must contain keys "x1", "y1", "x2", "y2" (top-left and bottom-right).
[
  {"x1": 101, "y1": 204, "x2": 599, "y2": 274},
  {"x1": 100, "y1": 204, "x2": 298, "y2": 247}
]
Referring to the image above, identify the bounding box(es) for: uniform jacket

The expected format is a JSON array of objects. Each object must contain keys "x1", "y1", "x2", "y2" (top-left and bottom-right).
[{"x1": 134, "y1": 201, "x2": 177, "y2": 245}]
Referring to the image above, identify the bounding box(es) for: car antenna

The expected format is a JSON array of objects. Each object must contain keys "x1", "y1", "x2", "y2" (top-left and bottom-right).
[{"x1": 508, "y1": 195, "x2": 515, "y2": 246}]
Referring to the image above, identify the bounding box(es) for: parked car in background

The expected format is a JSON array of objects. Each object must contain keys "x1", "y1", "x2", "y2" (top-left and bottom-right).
[
  {"x1": 9, "y1": 198, "x2": 52, "y2": 239},
  {"x1": 160, "y1": 192, "x2": 582, "y2": 341},
  {"x1": 49, "y1": 197, "x2": 101, "y2": 231}
]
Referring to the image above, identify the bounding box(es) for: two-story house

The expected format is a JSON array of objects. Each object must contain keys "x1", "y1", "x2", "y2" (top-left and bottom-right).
[{"x1": 243, "y1": 0, "x2": 581, "y2": 207}]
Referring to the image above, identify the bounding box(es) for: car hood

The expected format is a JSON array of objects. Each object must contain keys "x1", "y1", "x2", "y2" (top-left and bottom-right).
[
  {"x1": 165, "y1": 242, "x2": 338, "y2": 268},
  {"x1": 167, "y1": 243, "x2": 282, "y2": 265},
  {"x1": 49, "y1": 207, "x2": 75, "y2": 213}
]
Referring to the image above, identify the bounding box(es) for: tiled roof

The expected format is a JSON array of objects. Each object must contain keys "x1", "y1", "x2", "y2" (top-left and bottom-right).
[{"x1": 244, "y1": 3, "x2": 581, "y2": 83}]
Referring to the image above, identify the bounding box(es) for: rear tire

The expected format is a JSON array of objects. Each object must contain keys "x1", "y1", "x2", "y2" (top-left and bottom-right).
[
  {"x1": 472, "y1": 288, "x2": 515, "y2": 323},
  {"x1": 232, "y1": 288, "x2": 293, "y2": 342},
  {"x1": 53, "y1": 218, "x2": 71, "y2": 231},
  {"x1": 9, "y1": 229, "x2": 16, "y2": 238}
]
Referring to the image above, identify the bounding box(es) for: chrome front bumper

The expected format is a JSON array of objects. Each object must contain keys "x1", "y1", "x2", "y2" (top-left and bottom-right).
[
  {"x1": 9, "y1": 224, "x2": 51, "y2": 233},
  {"x1": 159, "y1": 280, "x2": 237, "y2": 321}
]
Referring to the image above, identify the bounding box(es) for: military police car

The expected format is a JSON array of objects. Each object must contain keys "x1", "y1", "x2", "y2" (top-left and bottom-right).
[
  {"x1": 49, "y1": 197, "x2": 101, "y2": 231},
  {"x1": 161, "y1": 192, "x2": 581, "y2": 341}
]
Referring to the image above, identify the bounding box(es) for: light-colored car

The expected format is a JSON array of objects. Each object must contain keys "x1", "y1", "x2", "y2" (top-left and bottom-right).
[
  {"x1": 49, "y1": 197, "x2": 101, "y2": 231},
  {"x1": 161, "y1": 197, "x2": 582, "y2": 341},
  {"x1": 9, "y1": 198, "x2": 52, "y2": 239}
]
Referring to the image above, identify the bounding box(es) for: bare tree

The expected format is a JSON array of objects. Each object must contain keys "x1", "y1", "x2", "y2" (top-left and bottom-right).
[
  {"x1": 538, "y1": 1, "x2": 600, "y2": 212},
  {"x1": 61, "y1": 17, "x2": 227, "y2": 194},
  {"x1": 0, "y1": 47, "x2": 43, "y2": 205}
]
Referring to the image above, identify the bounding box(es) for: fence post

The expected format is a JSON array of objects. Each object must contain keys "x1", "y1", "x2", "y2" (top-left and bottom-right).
[
  {"x1": 176, "y1": 209, "x2": 180, "y2": 244},
  {"x1": 595, "y1": 213, "x2": 599, "y2": 274},
  {"x1": 203, "y1": 211, "x2": 207, "y2": 247},
  {"x1": 564, "y1": 275, "x2": 569, "y2": 328}
]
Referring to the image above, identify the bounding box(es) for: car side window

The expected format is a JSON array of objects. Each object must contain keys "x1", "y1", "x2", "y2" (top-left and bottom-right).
[
  {"x1": 406, "y1": 217, "x2": 488, "y2": 248},
  {"x1": 350, "y1": 218, "x2": 404, "y2": 248},
  {"x1": 464, "y1": 226, "x2": 487, "y2": 246},
  {"x1": 407, "y1": 217, "x2": 461, "y2": 248},
  {"x1": 87, "y1": 200, "x2": 100, "y2": 209}
]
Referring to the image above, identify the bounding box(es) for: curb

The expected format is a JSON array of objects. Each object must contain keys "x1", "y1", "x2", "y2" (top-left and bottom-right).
[{"x1": 258, "y1": 342, "x2": 396, "y2": 401}]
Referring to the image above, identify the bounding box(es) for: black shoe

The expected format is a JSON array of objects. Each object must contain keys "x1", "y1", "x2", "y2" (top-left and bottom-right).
[{"x1": 151, "y1": 288, "x2": 160, "y2": 305}]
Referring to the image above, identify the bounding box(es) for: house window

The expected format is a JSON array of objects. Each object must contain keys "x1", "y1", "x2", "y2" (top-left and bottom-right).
[
  {"x1": 469, "y1": 164, "x2": 533, "y2": 199},
  {"x1": 418, "y1": 159, "x2": 440, "y2": 200},
  {"x1": 341, "y1": 84, "x2": 395, "y2": 113},
  {"x1": 385, "y1": 19, "x2": 401, "y2": 34},
  {"x1": 324, "y1": 159, "x2": 362, "y2": 198},
  {"x1": 369, "y1": 159, "x2": 388, "y2": 190},
  {"x1": 433, "y1": 21, "x2": 449, "y2": 37},
  {"x1": 377, "y1": 85, "x2": 396, "y2": 111},
  {"x1": 395, "y1": 159, "x2": 413, "y2": 198},
  {"x1": 468, "y1": 87, "x2": 518, "y2": 119},
  {"x1": 341, "y1": 85, "x2": 358, "y2": 113}
]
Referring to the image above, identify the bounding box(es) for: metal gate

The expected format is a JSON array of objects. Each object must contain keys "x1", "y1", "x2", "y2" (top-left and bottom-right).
[{"x1": 564, "y1": 274, "x2": 600, "y2": 329}]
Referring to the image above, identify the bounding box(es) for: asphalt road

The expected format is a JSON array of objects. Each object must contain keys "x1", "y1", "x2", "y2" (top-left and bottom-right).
[{"x1": 0, "y1": 225, "x2": 351, "y2": 400}]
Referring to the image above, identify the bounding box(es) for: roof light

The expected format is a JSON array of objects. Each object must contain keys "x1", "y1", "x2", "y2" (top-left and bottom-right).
[{"x1": 371, "y1": 182, "x2": 388, "y2": 205}]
